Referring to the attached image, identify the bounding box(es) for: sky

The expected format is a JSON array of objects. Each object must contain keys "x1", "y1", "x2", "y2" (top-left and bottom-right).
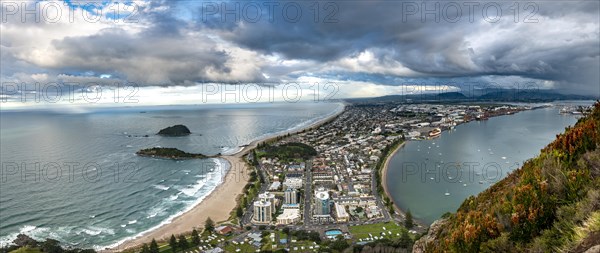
[{"x1": 0, "y1": 0, "x2": 599, "y2": 108}]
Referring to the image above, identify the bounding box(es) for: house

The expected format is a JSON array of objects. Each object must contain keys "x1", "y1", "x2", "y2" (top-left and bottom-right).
[{"x1": 215, "y1": 225, "x2": 234, "y2": 235}]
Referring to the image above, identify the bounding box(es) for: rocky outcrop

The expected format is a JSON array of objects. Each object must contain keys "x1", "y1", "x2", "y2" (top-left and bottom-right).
[
  {"x1": 136, "y1": 147, "x2": 208, "y2": 159},
  {"x1": 412, "y1": 218, "x2": 448, "y2": 253},
  {"x1": 157, "y1": 125, "x2": 191, "y2": 136}
]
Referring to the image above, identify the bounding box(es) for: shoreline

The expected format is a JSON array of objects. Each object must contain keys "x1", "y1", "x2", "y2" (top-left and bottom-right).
[
  {"x1": 111, "y1": 103, "x2": 345, "y2": 251},
  {"x1": 381, "y1": 142, "x2": 407, "y2": 217}
]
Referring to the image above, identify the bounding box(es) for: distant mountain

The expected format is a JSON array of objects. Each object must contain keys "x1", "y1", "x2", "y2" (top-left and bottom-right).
[
  {"x1": 414, "y1": 102, "x2": 600, "y2": 252},
  {"x1": 346, "y1": 89, "x2": 597, "y2": 103}
]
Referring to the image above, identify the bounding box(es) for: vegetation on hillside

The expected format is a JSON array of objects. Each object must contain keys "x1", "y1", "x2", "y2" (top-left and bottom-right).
[
  {"x1": 418, "y1": 102, "x2": 600, "y2": 252},
  {"x1": 136, "y1": 147, "x2": 209, "y2": 159},
  {"x1": 256, "y1": 142, "x2": 317, "y2": 162}
]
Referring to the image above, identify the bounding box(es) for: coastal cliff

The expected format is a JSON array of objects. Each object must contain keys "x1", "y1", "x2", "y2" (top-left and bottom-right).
[{"x1": 414, "y1": 102, "x2": 600, "y2": 252}]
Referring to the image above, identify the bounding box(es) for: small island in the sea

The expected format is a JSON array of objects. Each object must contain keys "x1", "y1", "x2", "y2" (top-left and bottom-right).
[
  {"x1": 157, "y1": 124, "x2": 192, "y2": 136},
  {"x1": 136, "y1": 147, "x2": 208, "y2": 159}
]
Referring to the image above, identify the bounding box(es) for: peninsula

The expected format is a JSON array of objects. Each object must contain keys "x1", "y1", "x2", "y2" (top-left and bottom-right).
[{"x1": 136, "y1": 147, "x2": 209, "y2": 159}]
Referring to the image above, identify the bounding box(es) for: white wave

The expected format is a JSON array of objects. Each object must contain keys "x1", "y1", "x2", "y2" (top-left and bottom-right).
[
  {"x1": 180, "y1": 177, "x2": 209, "y2": 197},
  {"x1": 0, "y1": 225, "x2": 64, "y2": 247},
  {"x1": 168, "y1": 192, "x2": 182, "y2": 201},
  {"x1": 20, "y1": 225, "x2": 37, "y2": 233},
  {"x1": 79, "y1": 226, "x2": 115, "y2": 236},
  {"x1": 145, "y1": 205, "x2": 168, "y2": 219},
  {"x1": 127, "y1": 220, "x2": 137, "y2": 225},
  {"x1": 98, "y1": 158, "x2": 230, "y2": 250},
  {"x1": 153, "y1": 184, "x2": 170, "y2": 191}
]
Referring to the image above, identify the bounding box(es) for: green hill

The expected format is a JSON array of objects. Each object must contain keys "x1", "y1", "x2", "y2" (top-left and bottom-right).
[{"x1": 414, "y1": 102, "x2": 600, "y2": 253}]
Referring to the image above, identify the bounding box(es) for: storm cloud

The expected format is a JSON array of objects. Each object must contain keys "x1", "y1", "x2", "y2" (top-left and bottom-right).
[{"x1": 1, "y1": 0, "x2": 598, "y2": 98}]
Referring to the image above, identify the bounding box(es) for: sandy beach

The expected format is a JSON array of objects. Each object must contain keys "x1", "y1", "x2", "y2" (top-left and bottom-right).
[
  {"x1": 381, "y1": 142, "x2": 406, "y2": 216},
  {"x1": 111, "y1": 104, "x2": 345, "y2": 251}
]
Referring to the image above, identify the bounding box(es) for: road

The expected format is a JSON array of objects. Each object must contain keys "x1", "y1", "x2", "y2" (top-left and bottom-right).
[
  {"x1": 240, "y1": 158, "x2": 271, "y2": 227},
  {"x1": 303, "y1": 160, "x2": 313, "y2": 225}
]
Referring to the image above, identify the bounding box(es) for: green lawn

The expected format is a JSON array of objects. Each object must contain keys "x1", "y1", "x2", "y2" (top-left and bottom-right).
[
  {"x1": 348, "y1": 222, "x2": 406, "y2": 241},
  {"x1": 152, "y1": 232, "x2": 230, "y2": 253},
  {"x1": 223, "y1": 242, "x2": 258, "y2": 253}
]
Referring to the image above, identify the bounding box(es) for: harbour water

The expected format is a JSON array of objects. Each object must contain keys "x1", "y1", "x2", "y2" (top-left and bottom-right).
[
  {"x1": 0, "y1": 102, "x2": 343, "y2": 248},
  {"x1": 385, "y1": 105, "x2": 584, "y2": 225}
]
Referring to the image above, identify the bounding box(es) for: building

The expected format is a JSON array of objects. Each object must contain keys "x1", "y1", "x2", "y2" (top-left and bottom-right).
[
  {"x1": 259, "y1": 191, "x2": 277, "y2": 213},
  {"x1": 215, "y1": 225, "x2": 234, "y2": 235},
  {"x1": 314, "y1": 188, "x2": 330, "y2": 215},
  {"x1": 276, "y1": 204, "x2": 301, "y2": 225},
  {"x1": 268, "y1": 181, "x2": 281, "y2": 191},
  {"x1": 284, "y1": 188, "x2": 298, "y2": 204},
  {"x1": 253, "y1": 200, "x2": 272, "y2": 224},
  {"x1": 283, "y1": 177, "x2": 303, "y2": 189},
  {"x1": 334, "y1": 203, "x2": 350, "y2": 223}
]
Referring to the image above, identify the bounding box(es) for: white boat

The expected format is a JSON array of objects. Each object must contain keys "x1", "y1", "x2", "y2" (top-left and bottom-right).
[{"x1": 429, "y1": 128, "x2": 442, "y2": 137}]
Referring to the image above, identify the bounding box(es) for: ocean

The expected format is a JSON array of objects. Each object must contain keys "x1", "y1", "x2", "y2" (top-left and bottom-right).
[{"x1": 0, "y1": 102, "x2": 343, "y2": 248}]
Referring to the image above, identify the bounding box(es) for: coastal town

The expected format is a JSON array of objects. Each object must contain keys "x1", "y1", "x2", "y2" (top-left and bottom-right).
[{"x1": 148, "y1": 102, "x2": 532, "y2": 253}]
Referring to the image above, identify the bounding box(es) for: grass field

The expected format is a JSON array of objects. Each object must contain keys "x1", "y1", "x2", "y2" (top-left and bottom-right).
[{"x1": 348, "y1": 222, "x2": 406, "y2": 240}]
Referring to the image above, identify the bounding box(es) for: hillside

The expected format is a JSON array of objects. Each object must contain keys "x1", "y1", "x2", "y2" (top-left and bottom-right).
[{"x1": 414, "y1": 102, "x2": 600, "y2": 253}]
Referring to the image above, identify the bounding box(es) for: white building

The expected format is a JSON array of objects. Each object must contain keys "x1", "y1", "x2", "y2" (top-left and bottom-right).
[
  {"x1": 276, "y1": 204, "x2": 301, "y2": 225},
  {"x1": 253, "y1": 200, "x2": 272, "y2": 224},
  {"x1": 259, "y1": 192, "x2": 277, "y2": 213},
  {"x1": 284, "y1": 188, "x2": 298, "y2": 204},
  {"x1": 334, "y1": 203, "x2": 350, "y2": 223},
  {"x1": 283, "y1": 177, "x2": 303, "y2": 189},
  {"x1": 314, "y1": 188, "x2": 330, "y2": 215}
]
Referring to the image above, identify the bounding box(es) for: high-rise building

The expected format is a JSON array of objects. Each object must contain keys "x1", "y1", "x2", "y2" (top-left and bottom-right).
[
  {"x1": 253, "y1": 200, "x2": 272, "y2": 224},
  {"x1": 284, "y1": 188, "x2": 298, "y2": 204},
  {"x1": 314, "y1": 189, "x2": 330, "y2": 215},
  {"x1": 258, "y1": 191, "x2": 277, "y2": 213}
]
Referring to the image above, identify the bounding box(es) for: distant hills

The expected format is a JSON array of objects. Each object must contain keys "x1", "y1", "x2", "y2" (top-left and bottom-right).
[{"x1": 347, "y1": 89, "x2": 597, "y2": 103}]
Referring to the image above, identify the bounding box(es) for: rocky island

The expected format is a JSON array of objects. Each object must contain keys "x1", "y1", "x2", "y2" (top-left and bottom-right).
[
  {"x1": 136, "y1": 147, "x2": 209, "y2": 159},
  {"x1": 157, "y1": 124, "x2": 192, "y2": 136}
]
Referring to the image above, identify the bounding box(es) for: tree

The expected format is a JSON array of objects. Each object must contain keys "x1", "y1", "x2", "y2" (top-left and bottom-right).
[
  {"x1": 355, "y1": 206, "x2": 364, "y2": 213},
  {"x1": 149, "y1": 239, "x2": 159, "y2": 253},
  {"x1": 330, "y1": 236, "x2": 349, "y2": 251},
  {"x1": 236, "y1": 206, "x2": 244, "y2": 218},
  {"x1": 191, "y1": 229, "x2": 201, "y2": 246},
  {"x1": 405, "y1": 209, "x2": 414, "y2": 229},
  {"x1": 397, "y1": 230, "x2": 412, "y2": 248},
  {"x1": 178, "y1": 235, "x2": 189, "y2": 250},
  {"x1": 205, "y1": 217, "x2": 215, "y2": 232},
  {"x1": 140, "y1": 243, "x2": 150, "y2": 253},
  {"x1": 41, "y1": 239, "x2": 63, "y2": 253},
  {"x1": 169, "y1": 234, "x2": 177, "y2": 253}
]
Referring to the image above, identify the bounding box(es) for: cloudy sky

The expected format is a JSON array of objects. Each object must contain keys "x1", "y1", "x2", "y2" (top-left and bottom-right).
[{"x1": 1, "y1": 0, "x2": 598, "y2": 108}]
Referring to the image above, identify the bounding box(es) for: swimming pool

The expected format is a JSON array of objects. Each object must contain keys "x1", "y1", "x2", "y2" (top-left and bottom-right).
[{"x1": 325, "y1": 229, "x2": 343, "y2": 239}]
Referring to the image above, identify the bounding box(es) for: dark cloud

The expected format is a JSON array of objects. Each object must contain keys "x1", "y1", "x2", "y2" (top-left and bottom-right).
[
  {"x1": 207, "y1": 0, "x2": 599, "y2": 95},
  {"x1": 1, "y1": 0, "x2": 598, "y2": 96}
]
